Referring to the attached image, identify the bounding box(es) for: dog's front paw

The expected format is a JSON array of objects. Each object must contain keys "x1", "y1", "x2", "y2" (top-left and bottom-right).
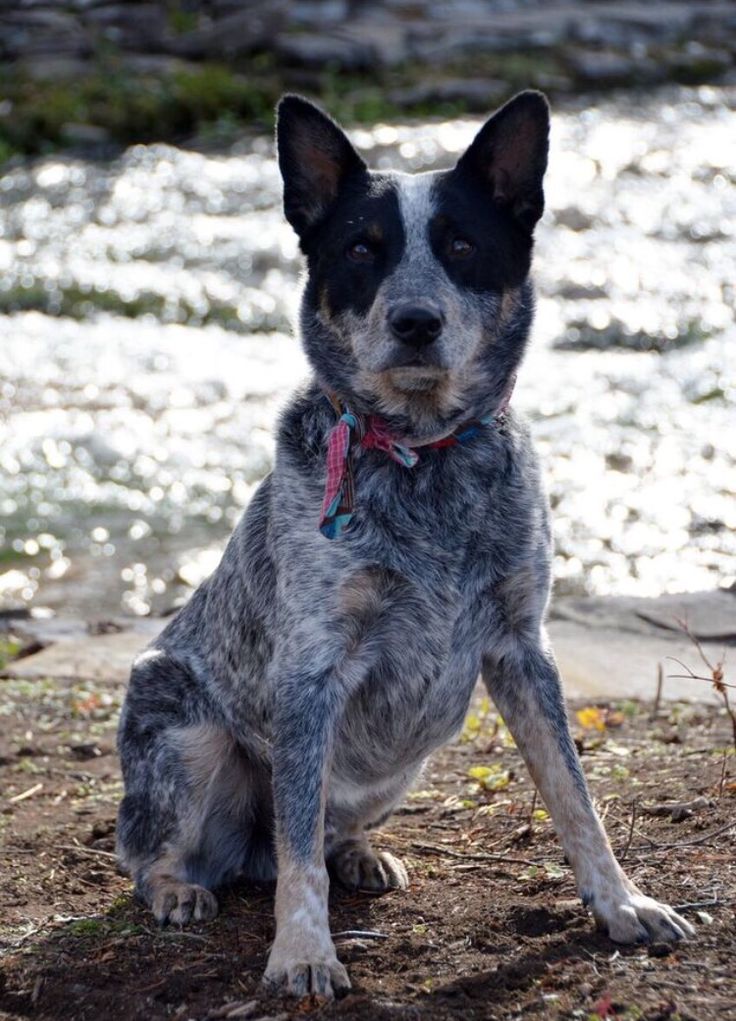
[
  {"x1": 263, "y1": 955, "x2": 351, "y2": 999},
  {"x1": 585, "y1": 885, "x2": 695, "y2": 944}
]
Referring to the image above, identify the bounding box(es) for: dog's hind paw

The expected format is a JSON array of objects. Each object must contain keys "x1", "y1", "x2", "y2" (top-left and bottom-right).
[
  {"x1": 329, "y1": 838, "x2": 409, "y2": 892},
  {"x1": 151, "y1": 881, "x2": 218, "y2": 926},
  {"x1": 587, "y1": 886, "x2": 695, "y2": 944},
  {"x1": 263, "y1": 959, "x2": 351, "y2": 999}
]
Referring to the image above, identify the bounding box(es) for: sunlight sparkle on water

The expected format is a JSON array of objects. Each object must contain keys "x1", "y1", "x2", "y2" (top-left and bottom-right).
[{"x1": 1, "y1": 85, "x2": 735, "y2": 616}]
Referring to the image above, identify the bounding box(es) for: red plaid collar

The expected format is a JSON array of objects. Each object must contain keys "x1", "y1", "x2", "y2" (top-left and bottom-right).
[{"x1": 318, "y1": 377, "x2": 515, "y2": 539}]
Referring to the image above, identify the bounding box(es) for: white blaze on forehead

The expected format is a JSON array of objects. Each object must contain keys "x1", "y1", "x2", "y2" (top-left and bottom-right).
[{"x1": 394, "y1": 172, "x2": 438, "y2": 276}]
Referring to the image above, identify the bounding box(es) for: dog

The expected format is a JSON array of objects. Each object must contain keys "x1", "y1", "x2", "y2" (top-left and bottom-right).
[{"x1": 116, "y1": 91, "x2": 694, "y2": 999}]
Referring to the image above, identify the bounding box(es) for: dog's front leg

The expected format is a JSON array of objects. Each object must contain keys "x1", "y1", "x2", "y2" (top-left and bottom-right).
[
  {"x1": 482, "y1": 640, "x2": 694, "y2": 943},
  {"x1": 263, "y1": 664, "x2": 350, "y2": 999}
]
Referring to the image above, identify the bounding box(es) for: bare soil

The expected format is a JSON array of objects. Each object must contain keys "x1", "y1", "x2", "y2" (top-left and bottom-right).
[{"x1": 0, "y1": 665, "x2": 734, "y2": 1021}]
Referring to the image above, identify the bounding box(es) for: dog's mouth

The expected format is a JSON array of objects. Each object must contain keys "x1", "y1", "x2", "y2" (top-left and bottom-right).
[{"x1": 384, "y1": 365, "x2": 447, "y2": 394}]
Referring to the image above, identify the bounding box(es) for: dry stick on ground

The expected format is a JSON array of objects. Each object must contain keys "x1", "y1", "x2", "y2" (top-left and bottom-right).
[
  {"x1": 666, "y1": 615, "x2": 736, "y2": 751},
  {"x1": 642, "y1": 796, "x2": 711, "y2": 822},
  {"x1": 56, "y1": 842, "x2": 118, "y2": 860},
  {"x1": 627, "y1": 818, "x2": 736, "y2": 855},
  {"x1": 409, "y1": 841, "x2": 538, "y2": 867},
  {"x1": 719, "y1": 750, "x2": 729, "y2": 799},
  {"x1": 650, "y1": 662, "x2": 664, "y2": 721},
  {"x1": 620, "y1": 798, "x2": 638, "y2": 863}
]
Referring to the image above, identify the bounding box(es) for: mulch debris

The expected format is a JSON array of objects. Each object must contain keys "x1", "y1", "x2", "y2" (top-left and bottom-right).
[{"x1": 0, "y1": 671, "x2": 734, "y2": 1021}]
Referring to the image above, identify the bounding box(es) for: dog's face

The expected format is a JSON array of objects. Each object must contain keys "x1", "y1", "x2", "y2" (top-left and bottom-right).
[{"x1": 276, "y1": 93, "x2": 549, "y2": 436}]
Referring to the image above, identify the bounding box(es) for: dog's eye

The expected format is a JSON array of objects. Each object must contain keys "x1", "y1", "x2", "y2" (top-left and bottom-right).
[
  {"x1": 346, "y1": 241, "x2": 375, "y2": 264},
  {"x1": 450, "y1": 237, "x2": 475, "y2": 258}
]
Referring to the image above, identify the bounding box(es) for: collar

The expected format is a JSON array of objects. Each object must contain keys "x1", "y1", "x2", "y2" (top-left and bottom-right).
[{"x1": 318, "y1": 376, "x2": 515, "y2": 539}]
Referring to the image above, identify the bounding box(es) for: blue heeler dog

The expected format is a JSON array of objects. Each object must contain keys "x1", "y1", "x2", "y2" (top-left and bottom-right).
[{"x1": 117, "y1": 92, "x2": 694, "y2": 999}]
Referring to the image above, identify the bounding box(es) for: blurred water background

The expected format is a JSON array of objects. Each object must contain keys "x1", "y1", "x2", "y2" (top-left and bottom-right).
[{"x1": 1, "y1": 83, "x2": 735, "y2": 620}]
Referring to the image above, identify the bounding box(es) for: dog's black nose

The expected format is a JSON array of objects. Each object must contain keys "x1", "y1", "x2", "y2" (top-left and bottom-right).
[{"x1": 389, "y1": 305, "x2": 443, "y2": 347}]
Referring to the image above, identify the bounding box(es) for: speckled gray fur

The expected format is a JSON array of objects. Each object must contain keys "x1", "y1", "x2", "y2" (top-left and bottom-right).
[{"x1": 117, "y1": 93, "x2": 694, "y2": 996}]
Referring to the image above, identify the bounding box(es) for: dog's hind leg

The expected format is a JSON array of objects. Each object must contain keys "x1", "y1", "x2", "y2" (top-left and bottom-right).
[
  {"x1": 117, "y1": 651, "x2": 274, "y2": 925},
  {"x1": 482, "y1": 637, "x2": 694, "y2": 944}
]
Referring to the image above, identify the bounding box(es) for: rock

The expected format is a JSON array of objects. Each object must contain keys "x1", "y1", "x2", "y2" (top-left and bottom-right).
[
  {"x1": 17, "y1": 56, "x2": 93, "y2": 80},
  {"x1": 548, "y1": 617, "x2": 726, "y2": 702},
  {"x1": 409, "y1": 9, "x2": 574, "y2": 62},
  {"x1": 167, "y1": 5, "x2": 287, "y2": 59},
  {"x1": 333, "y1": 22, "x2": 410, "y2": 67},
  {"x1": 114, "y1": 53, "x2": 201, "y2": 76},
  {"x1": 5, "y1": 614, "x2": 162, "y2": 649},
  {"x1": 567, "y1": 49, "x2": 661, "y2": 86},
  {"x1": 0, "y1": 9, "x2": 89, "y2": 58},
  {"x1": 548, "y1": 588, "x2": 736, "y2": 701},
  {"x1": 289, "y1": 0, "x2": 348, "y2": 27},
  {"x1": 274, "y1": 30, "x2": 374, "y2": 70},
  {"x1": 670, "y1": 48, "x2": 733, "y2": 83},
  {"x1": 556, "y1": 282, "x2": 608, "y2": 300},
  {"x1": 60, "y1": 123, "x2": 113, "y2": 149},
  {"x1": 601, "y1": 2, "x2": 695, "y2": 39},
  {"x1": 3, "y1": 589, "x2": 730, "y2": 702},
  {"x1": 553, "y1": 206, "x2": 595, "y2": 232},
  {"x1": 84, "y1": 3, "x2": 168, "y2": 51},
  {"x1": 550, "y1": 589, "x2": 736, "y2": 642},
  {"x1": 388, "y1": 78, "x2": 507, "y2": 111},
  {"x1": 553, "y1": 318, "x2": 701, "y2": 353},
  {"x1": 571, "y1": 17, "x2": 642, "y2": 50},
  {"x1": 0, "y1": 624, "x2": 164, "y2": 684},
  {"x1": 631, "y1": 590, "x2": 736, "y2": 642}
]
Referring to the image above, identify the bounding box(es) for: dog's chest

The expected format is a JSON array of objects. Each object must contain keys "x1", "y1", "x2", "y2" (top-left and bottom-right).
[{"x1": 330, "y1": 502, "x2": 486, "y2": 782}]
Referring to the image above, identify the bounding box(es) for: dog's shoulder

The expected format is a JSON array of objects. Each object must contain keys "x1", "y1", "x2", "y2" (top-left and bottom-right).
[
  {"x1": 275, "y1": 381, "x2": 332, "y2": 473},
  {"x1": 464, "y1": 409, "x2": 552, "y2": 565}
]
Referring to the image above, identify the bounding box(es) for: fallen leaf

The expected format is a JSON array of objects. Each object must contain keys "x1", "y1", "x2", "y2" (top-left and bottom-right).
[{"x1": 577, "y1": 706, "x2": 606, "y2": 732}]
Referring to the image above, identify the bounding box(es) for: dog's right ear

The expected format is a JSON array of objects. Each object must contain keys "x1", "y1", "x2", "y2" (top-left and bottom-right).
[{"x1": 276, "y1": 95, "x2": 367, "y2": 238}]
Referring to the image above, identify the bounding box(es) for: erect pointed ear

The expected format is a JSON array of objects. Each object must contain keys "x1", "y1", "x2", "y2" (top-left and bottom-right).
[
  {"x1": 276, "y1": 95, "x2": 367, "y2": 237},
  {"x1": 454, "y1": 90, "x2": 550, "y2": 232}
]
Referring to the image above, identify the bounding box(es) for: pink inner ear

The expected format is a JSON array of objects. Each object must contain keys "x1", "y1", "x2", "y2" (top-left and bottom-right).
[
  {"x1": 292, "y1": 130, "x2": 343, "y2": 199},
  {"x1": 488, "y1": 117, "x2": 542, "y2": 198}
]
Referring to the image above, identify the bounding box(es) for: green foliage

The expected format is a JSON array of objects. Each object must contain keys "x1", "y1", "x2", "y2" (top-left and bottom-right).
[
  {"x1": 0, "y1": 47, "x2": 571, "y2": 166},
  {"x1": 0, "y1": 281, "x2": 265, "y2": 331},
  {"x1": 0, "y1": 636, "x2": 22, "y2": 671},
  {"x1": 64, "y1": 916, "x2": 143, "y2": 938},
  {"x1": 0, "y1": 62, "x2": 282, "y2": 161}
]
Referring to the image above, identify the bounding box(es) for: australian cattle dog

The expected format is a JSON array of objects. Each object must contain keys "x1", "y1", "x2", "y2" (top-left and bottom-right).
[{"x1": 117, "y1": 92, "x2": 694, "y2": 998}]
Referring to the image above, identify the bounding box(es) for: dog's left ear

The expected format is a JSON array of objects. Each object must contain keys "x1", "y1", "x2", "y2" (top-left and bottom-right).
[
  {"x1": 276, "y1": 95, "x2": 367, "y2": 238},
  {"x1": 454, "y1": 90, "x2": 550, "y2": 232}
]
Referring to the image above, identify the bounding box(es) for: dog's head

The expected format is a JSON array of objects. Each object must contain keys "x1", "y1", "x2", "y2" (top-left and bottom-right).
[{"x1": 276, "y1": 92, "x2": 549, "y2": 438}]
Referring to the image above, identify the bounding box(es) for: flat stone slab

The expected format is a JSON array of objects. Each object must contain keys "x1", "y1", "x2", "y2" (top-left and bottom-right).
[
  {"x1": 549, "y1": 619, "x2": 726, "y2": 703},
  {"x1": 551, "y1": 589, "x2": 736, "y2": 642},
  {"x1": 548, "y1": 588, "x2": 734, "y2": 701},
  {"x1": 1, "y1": 628, "x2": 162, "y2": 686},
  {"x1": 2, "y1": 590, "x2": 733, "y2": 701}
]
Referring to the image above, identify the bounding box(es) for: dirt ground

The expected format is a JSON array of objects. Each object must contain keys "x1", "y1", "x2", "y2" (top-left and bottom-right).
[{"x1": 0, "y1": 651, "x2": 734, "y2": 1021}]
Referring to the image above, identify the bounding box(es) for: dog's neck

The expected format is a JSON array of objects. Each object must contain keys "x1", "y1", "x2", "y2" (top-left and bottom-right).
[
  {"x1": 317, "y1": 377, "x2": 516, "y2": 540},
  {"x1": 322, "y1": 373, "x2": 516, "y2": 449}
]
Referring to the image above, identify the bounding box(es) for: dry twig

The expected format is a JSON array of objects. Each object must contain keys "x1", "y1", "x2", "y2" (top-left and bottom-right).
[
  {"x1": 668, "y1": 616, "x2": 736, "y2": 750},
  {"x1": 620, "y1": 798, "x2": 638, "y2": 862},
  {"x1": 650, "y1": 662, "x2": 664, "y2": 720}
]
